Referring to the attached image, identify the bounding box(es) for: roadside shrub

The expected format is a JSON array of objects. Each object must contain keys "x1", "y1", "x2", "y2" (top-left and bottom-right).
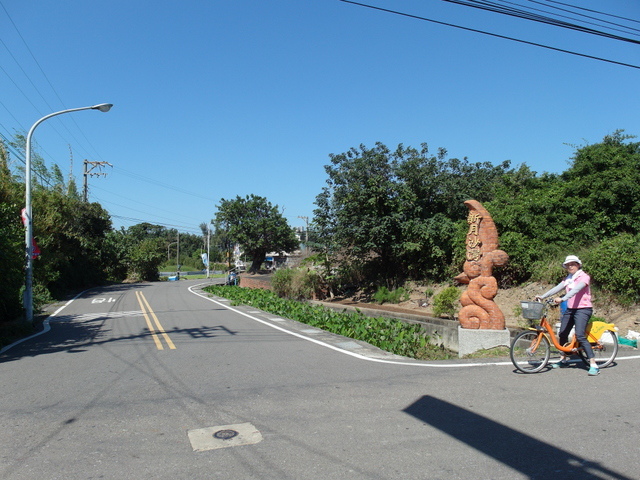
[
  {"x1": 272, "y1": 268, "x2": 295, "y2": 298},
  {"x1": 0, "y1": 202, "x2": 23, "y2": 321},
  {"x1": 127, "y1": 238, "x2": 164, "y2": 281},
  {"x1": 18, "y1": 283, "x2": 54, "y2": 316},
  {"x1": 432, "y1": 286, "x2": 461, "y2": 318},
  {"x1": 584, "y1": 233, "x2": 640, "y2": 305},
  {"x1": 372, "y1": 286, "x2": 409, "y2": 304},
  {"x1": 32, "y1": 284, "x2": 54, "y2": 313},
  {"x1": 495, "y1": 232, "x2": 542, "y2": 286},
  {"x1": 203, "y1": 285, "x2": 434, "y2": 359},
  {"x1": 272, "y1": 267, "x2": 323, "y2": 300}
]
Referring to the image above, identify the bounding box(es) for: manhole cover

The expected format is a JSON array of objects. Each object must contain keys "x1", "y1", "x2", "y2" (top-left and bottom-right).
[
  {"x1": 213, "y1": 429, "x2": 239, "y2": 440},
  {"x1": 188, "y1": 422, "x2": 263, "y2": 452}
]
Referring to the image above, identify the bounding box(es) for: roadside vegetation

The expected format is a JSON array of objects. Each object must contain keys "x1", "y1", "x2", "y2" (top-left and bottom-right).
[
  {"x1": 204, "y1": 284, "x2": 454, "y2": 360},
  {"x1": 309, "y1": 131, "x2": 640, "y2": 307},
  {"x1": 2, "y1": 130, "x2": 640, "y2": 353}
]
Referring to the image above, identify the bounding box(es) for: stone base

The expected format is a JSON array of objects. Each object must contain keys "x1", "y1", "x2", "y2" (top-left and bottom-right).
[{"x1": 457, "y1": 326, "x2": 511, "y2": 357}]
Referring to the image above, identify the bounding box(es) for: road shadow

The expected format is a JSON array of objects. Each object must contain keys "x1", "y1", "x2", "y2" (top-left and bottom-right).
[
  {"x1": 0, "y1": 311, "x2": 237, "y2": 363},
  {"x1": 403, "y1": 395, "x2": 632, "y2": 479}
]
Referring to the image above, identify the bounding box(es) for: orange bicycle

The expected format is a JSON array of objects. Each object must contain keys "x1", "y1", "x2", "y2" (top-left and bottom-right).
[{"x1": 510, "y1": 300, "x2": 618, "y2": 373}]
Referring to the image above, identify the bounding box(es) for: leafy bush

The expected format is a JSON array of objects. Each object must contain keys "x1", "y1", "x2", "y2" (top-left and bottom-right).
[
  {"x1": 32, "y1": 284, "x2": 54, "y2": 312},
  {"x1": 271, "y1": 268, "x2": 295, "y2": 298},
  {"x1": 272, "y1": 267, "x2": 323, "y2": 300},
  {"x1": 432, "y1": 286, "x2": 461, "y2": 318},
  {"x1": 584, "y1": 233, "x2": 640, "y2": 305},
  {"x1": 127, "y1": 239, "x2": 164, "y2": 281},
  {"x1": 203, "y1": 285, "x2": 433, "y2": 358},
  {"x1": 0, "y1": 202, "x2": 23, "y2": 321},
  {"x1": 372, "y1": 286, "x2": 410, "y2": 304}
]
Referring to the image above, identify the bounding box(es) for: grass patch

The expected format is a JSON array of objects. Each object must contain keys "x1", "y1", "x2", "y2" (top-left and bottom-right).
[{"x1": 461, "y1": 346, "x2": 511, "y2": 359}]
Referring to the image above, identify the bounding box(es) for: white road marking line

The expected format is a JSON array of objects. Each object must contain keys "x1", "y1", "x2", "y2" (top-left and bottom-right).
[{"x1": 188, "y1": 283, "x2": 640, "y2": 368}]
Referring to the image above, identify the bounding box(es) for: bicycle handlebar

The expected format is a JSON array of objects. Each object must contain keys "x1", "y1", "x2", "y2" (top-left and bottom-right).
[{"x1": 533, "y1": 297, "x2": 559, "y2": 307}]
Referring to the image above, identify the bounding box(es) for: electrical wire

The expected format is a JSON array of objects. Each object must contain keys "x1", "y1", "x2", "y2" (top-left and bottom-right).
[
  {"x1": 538, "y1": 0, "x2": 640, "y2": 25},
  {"x1": 519, "y1": 0, "x2": 640, "y2": 34},
  {"x1": 338, "y1": 0, "x2": 640, "y2": 70},
  {"x1": 90, "y1": 184, "x2": 208, "y2": 225},
  {"x1": 111, "y1": 166, "x2": 218, "y2": 202},
  {"x1": 441, "y1": 0, "x2": 640, "y2": 43},
  {"x1": 0, "y1": 0, "x2": 108, "y2": 166},
  {"x1": 109, "y1": 214, "x2": 203, "y2": 234}
]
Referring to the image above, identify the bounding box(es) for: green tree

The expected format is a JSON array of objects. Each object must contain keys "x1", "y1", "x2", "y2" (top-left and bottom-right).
[
  {"x1": 488, "y1": 131, "x2": 640, "y2": 285},
  {"x1": 32, "y1": 190, "x2": 113, "y2": 296},
  {"x1": 0, "y1": 142, "x2": 24, "y2": 320},
  {"x1": 560, "y1": 130, "x2": 640, "y2": 240},
  {"x1": 214, "y1": 194, "x2": 299, "y2": 274},
  {"x1": 10, "y1": 133, "x2": 52, "y2": 188},
  {"x1": 127, "y1": 238, "x2": 164, "y2": 281},
  {"x1": 314, "y1": 143, "x2": 403, "y2": 280},
  {"x1": 584, "y1": 233, "x2": 640, "y2": 305},
  {"x1": 313, "y1": 142, "x2": 513, "y2": 285},
  {"x1": 103, "y1": 229, "x2": 132, "y2": 282}
]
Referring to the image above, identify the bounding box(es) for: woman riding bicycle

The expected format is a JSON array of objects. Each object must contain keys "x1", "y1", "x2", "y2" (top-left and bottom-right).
[{"x1": 535, "y1": 255, "x2": 600, "y2": 376}]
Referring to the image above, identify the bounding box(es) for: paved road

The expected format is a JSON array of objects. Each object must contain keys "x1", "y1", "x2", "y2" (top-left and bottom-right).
[{"x1": 1, "y1": 280, "x2": 638, "y2": 480}]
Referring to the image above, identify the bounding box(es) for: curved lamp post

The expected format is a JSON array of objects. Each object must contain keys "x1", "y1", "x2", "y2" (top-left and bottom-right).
[{"x1": 24, "y1": 103, "x2": 113, "y2": 322}]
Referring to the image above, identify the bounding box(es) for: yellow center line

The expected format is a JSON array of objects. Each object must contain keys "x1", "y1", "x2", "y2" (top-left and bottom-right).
[{"x1": 135, "y1": 291, "x2": 176, "y2": 350}]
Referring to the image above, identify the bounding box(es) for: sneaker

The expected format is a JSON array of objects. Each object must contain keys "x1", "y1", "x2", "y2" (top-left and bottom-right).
[
  {"x1": 588, "y1": 366, "x2": 600, "y2": 376},
  {"x1": 551, "y1": 360, "x2": 569, "y2": 368}
]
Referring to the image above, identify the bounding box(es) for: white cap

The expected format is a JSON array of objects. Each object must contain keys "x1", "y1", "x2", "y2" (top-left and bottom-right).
[{"x1": 562, "y1": 255, "x2": 582, "y2": 267}]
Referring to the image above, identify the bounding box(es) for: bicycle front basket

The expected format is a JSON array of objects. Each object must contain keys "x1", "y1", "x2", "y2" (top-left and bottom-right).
[{"x1": 521, "y1": 301, "x2": 545, "y2": 320}]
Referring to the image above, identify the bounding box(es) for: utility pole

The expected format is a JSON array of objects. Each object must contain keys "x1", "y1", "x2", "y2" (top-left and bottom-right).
[
  {"x1": 83, "y1": 160, "x2": 112, "y2": 201},
  {"x1": 68, "y1": 145, "x2": 73, "y2": 195},
  {"x1": 206, "y1": 224, "x2": 211, "y2": 279}
]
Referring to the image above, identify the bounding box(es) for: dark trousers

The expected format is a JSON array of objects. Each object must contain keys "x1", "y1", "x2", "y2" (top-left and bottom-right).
[{"x1": 559, "y1": 308, "x2": 594, "y2": 359}]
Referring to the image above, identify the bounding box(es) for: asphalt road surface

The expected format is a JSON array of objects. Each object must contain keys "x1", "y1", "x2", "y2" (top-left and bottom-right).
[{"x1": 1, "y1": 280, "x2": 639, "y2": 480}]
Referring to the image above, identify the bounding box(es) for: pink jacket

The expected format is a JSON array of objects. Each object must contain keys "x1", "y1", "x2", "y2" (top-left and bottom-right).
[{"x1": 563, "y1": 270, "x2": 592, "y2": 309}]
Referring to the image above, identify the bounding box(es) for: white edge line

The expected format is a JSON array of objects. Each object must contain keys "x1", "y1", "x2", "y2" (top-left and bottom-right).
[
  {"x1": 188, "y1": 283, "x2": 515, "y2": 368},
  {"x1": 189, "y1": 283, "x2": 640, "y2": 367},
  {"x1": 0, "y1": 289, "x2": 89, "y2": 355}
]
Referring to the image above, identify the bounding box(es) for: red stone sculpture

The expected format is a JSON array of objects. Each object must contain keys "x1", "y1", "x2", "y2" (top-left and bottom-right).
[{"x1": 455, "y1": 200, "x2": 509, "y2": 330}]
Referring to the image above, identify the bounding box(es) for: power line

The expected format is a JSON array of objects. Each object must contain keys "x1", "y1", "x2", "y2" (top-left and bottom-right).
[
  {"x1": 537, "y1": 0, "x2": 640, "y2": 25},
  {"x1": 442, "y1": 0, "x2": 640, "y2": 44},
  {"x1": 91, "y1": 184, "x2": 207, "y2": 225},
  {"x1": 111, "y1": 166, "x2": 218, "y2": 202},
  {"x1": 519, "y1": 0, "x2": 640, "y2": 34},
  {"x1": 338, "y1": 0, "x2": 640, "y2": 70},
  {"x1": 92, "y1": 195, "x2": 198, "y2": 227},
  {"x1": 0, "y1": 0, "x2": 108, "y2": 166},
  {"x1": 109, "y1": 214, "x2": 203, "y2": 234}
]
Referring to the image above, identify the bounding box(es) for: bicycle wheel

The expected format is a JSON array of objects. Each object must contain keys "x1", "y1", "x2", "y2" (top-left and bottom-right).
[
  {"x1": 510, "y1": 331, "x2": 551, "y2": 373},
  {"x1": 578, "y1": 329, "x2": 618, "y2": 368}
]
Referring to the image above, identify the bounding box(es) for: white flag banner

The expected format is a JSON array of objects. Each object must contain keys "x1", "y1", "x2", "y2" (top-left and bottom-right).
[{"x1": 201, "y1": 253, "x2": 209, "y2": 266}]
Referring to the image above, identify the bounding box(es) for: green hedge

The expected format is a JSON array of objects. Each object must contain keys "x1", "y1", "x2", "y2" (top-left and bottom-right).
[{"x1": 204, "y1": 285, "x2": 453, "y2": 359}]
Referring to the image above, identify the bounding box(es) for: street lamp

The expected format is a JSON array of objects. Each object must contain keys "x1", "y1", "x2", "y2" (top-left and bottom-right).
[{"x1": 24, "y1": 104, "x2": 113, "y2": 323}]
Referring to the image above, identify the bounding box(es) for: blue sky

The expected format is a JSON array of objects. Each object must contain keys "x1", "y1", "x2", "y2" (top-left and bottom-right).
[{"x1": 1, "y1": 0, "x2": 638, "y2": 236}]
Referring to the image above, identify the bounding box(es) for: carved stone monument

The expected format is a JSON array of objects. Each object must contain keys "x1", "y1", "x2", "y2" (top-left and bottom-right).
[{"x1": 455, "y1": 200, "x2": 509, "y2": 330}]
